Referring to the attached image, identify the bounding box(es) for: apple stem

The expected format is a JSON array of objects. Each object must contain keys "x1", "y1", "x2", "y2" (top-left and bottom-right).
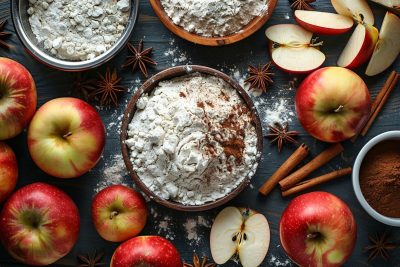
[
  {"x1": 110, "y1": 211, "x2": 119, "y2": 220},
  {"x1": 334, "y1": 105, "x2": 344, "y2": 113},
  {"x1": 63, "y1": 132, "x2": 73, "y2": 139}
]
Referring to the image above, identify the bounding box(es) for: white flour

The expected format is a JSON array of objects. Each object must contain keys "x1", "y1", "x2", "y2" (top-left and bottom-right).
[
  {"x1": 28, "y1": 0, "x2": 130, "y2": 61},
  {"x1": 160, "y1": 0, "x2": 268, "y2": 37},
  {"x1": 125, "y1": 73, "x2": 259, "y2": 205}
]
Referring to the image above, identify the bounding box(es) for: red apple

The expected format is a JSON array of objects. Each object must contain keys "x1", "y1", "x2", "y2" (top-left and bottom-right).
[
  {"x1": 331, "y1": 0, "x2": 375, "y2": 25},
  {"x1": 92, "y1": 185, "x2": 148, "y2": 242},
  {"x1": 0, "y1": 142, "x2": 18, "y2": 203},
  {"x1": 337, "y1": 23, "x2": 379, "y2": 69},
  {"x1": 0, "y1": 57, "x2": 37, "y2": 140},
  {"x1": 280, "y1": 192, "x2": 357, "y2": 267},
  {"x1": 0, "y1": 182, "x2": 80, "y2": 266},
  {"x1": 296, "y1": 67, "x2": 371, "y2": 142},
  {"x1": 111, "y1": 236, "x2": 182, "y2": 267},
  {"x1": 294, "y1": 10, "x2": 354, "y2": 35},
  {"x1": 27, "y1": 97, "x2": 105, "y2": 178}
]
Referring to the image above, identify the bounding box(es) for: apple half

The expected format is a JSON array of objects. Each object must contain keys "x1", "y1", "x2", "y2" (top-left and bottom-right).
[
  {"x1": 337, "y1": 23, "x2": 379, "y2": 69},
  {"x1": 265, "y1": 24, "x2": 326, "y2": 74},
  {"x1": 210, "y1": 207, "x2": 270, "y2": 267},
  {"x1": 366, "y1": 12, "x2": 400, "y2": 76},
  {"x1": 370, "y1": 0, "x2": 400, "y2": 15},
  {"x1": 294, "y1": 10, "x2": 354, "y2": 35},
  {"x1": 331, "y1": 0, "x2": 375, "y2": 25}
]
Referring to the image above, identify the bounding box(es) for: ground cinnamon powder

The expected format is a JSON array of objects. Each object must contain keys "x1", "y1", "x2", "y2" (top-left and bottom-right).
[{"x1": 359, "y1": 140, "x2": 400, "y2": 218}]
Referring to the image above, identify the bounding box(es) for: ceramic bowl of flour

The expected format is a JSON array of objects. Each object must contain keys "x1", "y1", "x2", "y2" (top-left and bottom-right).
[
  {"x1": 149, "y1": 0, "x2": 277, "y2": 46},
  {"x1": 120, "y1": 65, "x2": 263, "y2": 211},
  {"x1": 11, "y1": 0, "x2": 139, "y2": 71}
]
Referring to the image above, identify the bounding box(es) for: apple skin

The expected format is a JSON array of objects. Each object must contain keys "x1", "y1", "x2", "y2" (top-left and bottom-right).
[
  {"x1": 0, "y1": 142, "x2": 18, "y2": 203},
  {"x1": 0, "y1": 182, "x2": 80, "y2": 266},
  {"x1": 343, "y1": 23, "x2": 379, "y2": 69},
  {"x1": 0, "y1": 57, "x2": 37, "y2": 140},
  {"x1": 28, "y1": 97, "x2": 106, "y2": 178},
  {"x1": 294, "y1": 13, "x2": 353, "y2": 35},
  {"x1": 296, "y1": 67, "x2": 371, "y2": 142},
  {"x1": 111, "y1": 236, "x2": 183, "y2": 267},
  {"x1": 280, "y1": 192, "x2": 357, "y2": 267},
  {"x1": 92, "y1": 185, "x2": 148, "y2": 242}
]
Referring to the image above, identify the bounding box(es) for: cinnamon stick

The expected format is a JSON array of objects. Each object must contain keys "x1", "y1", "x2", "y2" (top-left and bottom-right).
[
  {"x1": 351, "y1": 71, "x2": 399, "y2": 142},
  {"x1": 281, "y1": 167, "x2": 352, "y2": 197},
  {"x1": 279, "y1": 143, "x2": 344, "y2": 191},
  {"x1": 361, "y1": 72, "x2": 399, "y2": 136},
  {"x1": 259, "y1": 144, "x2": 309, "y2": 196}
]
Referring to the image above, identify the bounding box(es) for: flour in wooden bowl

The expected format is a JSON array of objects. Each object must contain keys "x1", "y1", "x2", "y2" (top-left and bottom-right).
[
  {"x1": 160, "y1": 0, "x2": 268, "y2": 37},
  {"x1": 125, "y1": 73, "x2": 259, "y2": 205}
]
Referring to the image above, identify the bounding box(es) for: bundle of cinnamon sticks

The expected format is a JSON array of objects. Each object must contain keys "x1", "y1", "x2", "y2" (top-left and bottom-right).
[
  {"x1": 259, "y1": 143, "x2": 351, "y2": 197},
  {"x1": 259, "y1": 71, "x2": 399, "y2": 197}
]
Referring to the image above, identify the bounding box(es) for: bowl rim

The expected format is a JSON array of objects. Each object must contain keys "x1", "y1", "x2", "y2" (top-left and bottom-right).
[
  {"x1": 352, "y1": 130, "x2": 400, "y2": 227},
  {"x1": 148, "y1": 0, "x2": 278, "y2": 46},
  {"x1": 10, "y1": 0, "x2": 139, "y2": 71},
  {"x1": 120, "y1": 65, "x2": 263, "y2": 211}
]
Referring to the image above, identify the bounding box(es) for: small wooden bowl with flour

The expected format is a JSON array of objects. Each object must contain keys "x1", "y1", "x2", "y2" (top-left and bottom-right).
[
  {"x1": 149, "y1": 0, "x2": 277, "y2": 46},
  {"x1": 120, "y1": 65, "x2": 263, "y2": 211}
]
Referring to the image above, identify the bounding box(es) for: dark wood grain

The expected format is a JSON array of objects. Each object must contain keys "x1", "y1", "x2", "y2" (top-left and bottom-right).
[{"x1": 0, "y1": 0, "x2": 399, "y2": 266}]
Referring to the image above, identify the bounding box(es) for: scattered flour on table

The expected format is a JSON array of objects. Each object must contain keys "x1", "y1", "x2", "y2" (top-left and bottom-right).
[
  {"x1": 269, "y1": 255, "x2": 293, "y2": 266},
  {"x1": 183, "y1": 216, "x2": 212, "y2": 246},
  {"x1": 164, "y1": 39, "x2": 192, "y2": 66},
  {"x1": 94, "y1": 154, "x2": 130, "y2": 193},
  {"x1": 28, "y1": 0, "x2": 130, "y2": 61},
  {"x1": 226, "y1": 65, "x2": 296, "y2": 132},
  {"x1": 160, "y1": 0, "x2": 268, "y2": 37},
  {"x1": 125, "y1": 73, "x2": 259, "y2": 205}
]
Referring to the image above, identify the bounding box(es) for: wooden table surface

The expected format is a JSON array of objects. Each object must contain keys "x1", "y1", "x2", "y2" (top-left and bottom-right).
[{"x1": 0, "y1": 0, "x2": 399, "y2": 266}]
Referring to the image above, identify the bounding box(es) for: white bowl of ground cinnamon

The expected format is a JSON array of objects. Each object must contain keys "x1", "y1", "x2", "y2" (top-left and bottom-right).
[{"x1": 353, "y1": 131, "x2": 400, "y2": 227}]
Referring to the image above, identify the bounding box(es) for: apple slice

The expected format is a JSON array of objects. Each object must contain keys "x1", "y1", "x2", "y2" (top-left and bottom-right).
[
  {"x1": 370, "y1": 0, "x2": 400, "y2": 15},
  {"x1": 366, "y1": 12, "x2": 400, "y2": 76},
  {"x1": 331, "y1": 0, "x2": 375, "y2": 25},
  {"x1": 337, "y1": 23, "x2": 379, "y2": 69},
  {"x1": 210, "y1": 207, "x2": 270, "y2": 267},
  {"x1": 265, "y1": 24, "x2": 326, "y2": 74},
  {"x1": 294, "y1": 10, "x2": 354, "y2": 35}
]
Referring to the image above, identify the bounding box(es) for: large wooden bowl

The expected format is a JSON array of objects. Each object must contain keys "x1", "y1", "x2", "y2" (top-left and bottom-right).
[
  {"x1": 120, "y1": 65, "x2": 263, "y2": 211},
  {"x1": 149, "y1": 0, "x2": 278, "y2": 46}
]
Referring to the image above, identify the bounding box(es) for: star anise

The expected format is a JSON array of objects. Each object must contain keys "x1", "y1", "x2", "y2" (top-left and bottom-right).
[
  {"x1": 183, "y1": 253, "x2": 216, "y2": 267},
  {"x1": 72, "y1": 72, "x2": 96, "y2": 101},
  {"x1": 266, "y1": 122, "x2": 299, "y2": 152},
  {"x1": 0, "y1": 20, "x2": 12, "y2": 49},
  {"x1": 90, "y1": 68, "x2": 126, "y2": 106},
  {"x1": 78, "y1": 250, "x2": 105, "y2": 267},
  {"x1": 244, "y1": 62, "x2": 274, "y2": 93},
  {"x1": 122, "y1": 40, "x2": 157, "y2": 77},
  {"x1": 289, "y1": 0, "x2": 316, "y2": 11},
  {"x1": 365, "y1": 232, "x2": 398, "y2": 262}
]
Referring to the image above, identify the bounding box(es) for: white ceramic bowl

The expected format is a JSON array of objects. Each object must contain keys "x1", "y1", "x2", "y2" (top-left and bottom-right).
[{"x1": 352, "y1": 131, "x2": 400, "y2": 227}]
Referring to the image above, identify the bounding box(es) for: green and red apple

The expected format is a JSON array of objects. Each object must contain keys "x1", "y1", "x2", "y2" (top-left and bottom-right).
[
  {"x1": 28, "y1": 97, "x2": 105, "y2": 178},
  {"x1": 92, "y1": 185, "x2": 148, "y2": 242},
  {"x1": 0, "y1": 182, "x2": 80, "y2": 266},
  {"x1": 280, "y1": 191, "x2": 357, "y2": 267},
  {"x1": 0, "y1": 57, "x2": 37, "y2": 140},
  {"x1": 210, "y1": 207, "x2": 270, "y2": 267},
  {"x1": 111, "y1": 236, "x2": 182, "y2": 267},
  {"x1": 0, "y1": 142, "x2": 18, "y2": 203},
  {"x1": 296, "y1": 67, "x2": 371, "y2": 142}
]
